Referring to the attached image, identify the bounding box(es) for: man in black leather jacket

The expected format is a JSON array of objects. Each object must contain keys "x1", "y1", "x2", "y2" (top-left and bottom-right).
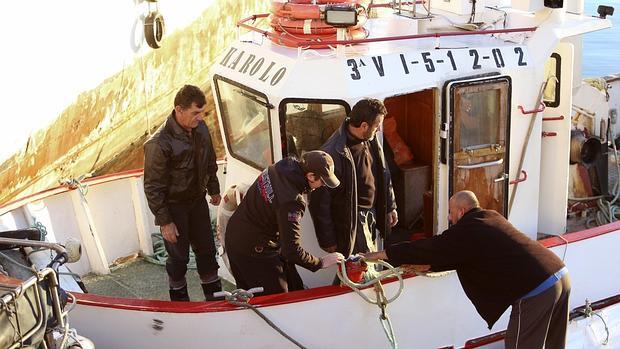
[
  {"x1": 144, "y1": 85, "x2": 222, "y2": 301},
  {"x1": 309, "y1": 99, "x2": 398, "y2": 257},
  {"x1": 225, "y1": 151, "x2": 344, "y2": 295}
]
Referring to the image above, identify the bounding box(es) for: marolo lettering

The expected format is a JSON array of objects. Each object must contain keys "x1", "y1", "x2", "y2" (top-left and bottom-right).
[{"x1": 220, "y1": 47, "x2": 287, "y2": 86}]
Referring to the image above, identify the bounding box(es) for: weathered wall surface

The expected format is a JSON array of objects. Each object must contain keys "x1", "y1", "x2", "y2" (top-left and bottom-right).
[{"x1": 0, "y1": 0, "x2": 268, "y2": 204}]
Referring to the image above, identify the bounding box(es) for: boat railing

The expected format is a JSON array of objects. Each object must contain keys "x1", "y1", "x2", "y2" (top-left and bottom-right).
[{"x1": 237, "y1": 13, "x2": 537, "y2": 49}]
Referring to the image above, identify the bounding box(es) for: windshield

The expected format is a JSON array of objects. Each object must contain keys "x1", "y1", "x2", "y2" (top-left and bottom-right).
[{"x1": 214, "y1": 76, "x2": 273, "y2": 170}]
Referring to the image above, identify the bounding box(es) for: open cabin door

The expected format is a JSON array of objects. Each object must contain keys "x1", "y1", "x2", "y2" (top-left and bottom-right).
[
  {"x1": 444, "y1": 76, "x2": 511, "y2": 216},
  {"x1": 213, "y1": 75, "x2": 275, "y2": 183}
]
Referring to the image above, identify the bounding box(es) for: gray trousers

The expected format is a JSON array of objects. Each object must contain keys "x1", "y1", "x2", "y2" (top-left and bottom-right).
[{"x1": 505, "y1": 274, "x2": 571, "y2": 349}]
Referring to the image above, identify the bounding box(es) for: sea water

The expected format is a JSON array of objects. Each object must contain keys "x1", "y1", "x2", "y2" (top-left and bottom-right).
[{"x1": 583, "y1": 0, "x2": 620, "y2": 77}]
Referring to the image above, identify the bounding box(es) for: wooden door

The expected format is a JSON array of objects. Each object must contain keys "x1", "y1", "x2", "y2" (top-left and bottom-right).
[{"x1": 447, "y1": 77, "x2": 511, "y2": 215}]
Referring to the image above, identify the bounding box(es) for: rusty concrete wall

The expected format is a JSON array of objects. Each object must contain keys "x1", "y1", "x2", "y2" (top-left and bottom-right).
[{"x1": 0, "y1": 0, "x2": 268, "y2": 204}]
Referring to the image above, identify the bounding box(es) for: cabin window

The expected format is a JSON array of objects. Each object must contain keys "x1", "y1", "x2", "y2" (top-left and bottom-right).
[
  {"x1": 279, "y1": 99, "x2": 349, "y2": 157},
  {"x1": 454, "y1": 86, "x2": 507, "y2": 153},
  {"x1": 543, "y1": 53, "x2": 561, "y2": 108},
  {"x1": 214, "y1": 76, "x2": 273, "y2": 170}
]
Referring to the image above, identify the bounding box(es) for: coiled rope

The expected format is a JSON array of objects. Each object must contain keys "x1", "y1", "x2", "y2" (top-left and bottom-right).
[
  {"x1": 336, "y1": 258, "x2": 455, "y2": 349},
  {"x1": 336, "y1": 258, "x2": 403, "y2": 349}
]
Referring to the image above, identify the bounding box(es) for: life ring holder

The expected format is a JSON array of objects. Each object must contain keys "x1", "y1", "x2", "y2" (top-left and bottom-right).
[{"x1": 144, "y1": 11, "x2": 165, "y2": 49}]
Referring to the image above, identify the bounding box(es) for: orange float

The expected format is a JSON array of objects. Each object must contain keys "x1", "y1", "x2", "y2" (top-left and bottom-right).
[
  {"x1": 269, "y1": 0, "x2": 369, "y2": 48},
  {"x1": 383, "y1": 117, "x2": 414, "y2": 166},
  {"x1": 270, "y1": 28, "x2": 367, "y2": 48}
]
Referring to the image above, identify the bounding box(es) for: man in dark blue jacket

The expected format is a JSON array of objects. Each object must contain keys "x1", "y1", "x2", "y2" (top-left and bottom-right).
[
  {"x1": 225, "y1": 151, "x2": 344, "y2": 295},
  {"x1": 309, "y1": 98, "x2": 398, "y2": 257}
]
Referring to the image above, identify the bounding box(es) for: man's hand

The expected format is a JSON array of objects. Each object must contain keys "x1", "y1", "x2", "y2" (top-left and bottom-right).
[
  {"x1": 320, "y1": 252, "x2": 345, "y2": 269},
  {"x1": 388, "y1": 210, "x2": 398, "y2": 227},
  {"x1": 210, "y1": 194, "x2": 222, "y2": 206},
  {"x1": 322, "y1": 245, "x2": 337, "y2": 253},
  {"x1": 161, "y1": 222, "x2": 179, "y2": 244},
  {"x1": 360, "y1": 250, "x2": 388, "y2": 261}
]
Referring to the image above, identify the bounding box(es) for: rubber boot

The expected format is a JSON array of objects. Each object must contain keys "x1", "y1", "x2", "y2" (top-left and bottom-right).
[
  {"x1": 201, "y1": 278, "x2": 223, "y2": 301},
  {"x1": 169, "y1": 285, "x2": 190, "y2": 302}
]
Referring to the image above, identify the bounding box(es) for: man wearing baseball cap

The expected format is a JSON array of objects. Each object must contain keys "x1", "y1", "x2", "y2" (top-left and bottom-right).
[{"x1": 224, "y1": 151, "x2": 344, "y2": 295}]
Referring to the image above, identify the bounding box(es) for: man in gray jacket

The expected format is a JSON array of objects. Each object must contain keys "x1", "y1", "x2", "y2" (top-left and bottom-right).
[{"x1": 144, "y1": 85, "x2": 221, "y2": 301}]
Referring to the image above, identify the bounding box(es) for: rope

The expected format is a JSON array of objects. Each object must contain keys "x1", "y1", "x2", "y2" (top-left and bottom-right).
[
  {"x1": 143, "y1": 233, "x2": 198, "y2": 269},
  {"x1": 581, "y1": 299, "x2": 610, "y2": 345},
  {"x1": 336, "y1": 259, "x2": 404, "y2": 348},
  {"x1": 61, "y1": 175, "x2": 90, "y2": 197},
  {"x1": 336, "y1": 259, "x2": 404, "y2": 304},
  {"x1": 375, "y1": 282, "x2": 398, "y2": 349},
  {"x1": 144, "y1": 219, "x2": 219, "y2": 269},
  {"x1": 219, "y1": 288, "x2": 307, "y2": 349},
  {"x1": 336, "y1": 258, "x2": 455, "y2": 348}
]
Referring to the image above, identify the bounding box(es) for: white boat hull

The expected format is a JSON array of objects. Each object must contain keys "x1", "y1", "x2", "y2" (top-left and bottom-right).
[{"x1": 66, "y1": 222, "x2": 620, "y2": 349}]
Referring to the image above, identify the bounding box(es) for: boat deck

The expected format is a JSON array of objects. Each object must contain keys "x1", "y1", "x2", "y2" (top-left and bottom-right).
[{"x1": 81, "y1": 256, "x2": 236, "y2": 302}]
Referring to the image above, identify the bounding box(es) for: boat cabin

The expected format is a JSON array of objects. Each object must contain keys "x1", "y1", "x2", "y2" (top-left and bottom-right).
[{"x1": 210, "y1": 0, "x2": 612, "y2": 287}]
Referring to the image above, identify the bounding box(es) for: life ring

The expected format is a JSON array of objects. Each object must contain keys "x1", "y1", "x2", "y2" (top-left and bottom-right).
[
  {"x1": 144, "y1": 11, "x2": 165, "y2": 49},
  {"x1": 270, "y1": 12, "x2": 367, "y2": 35},
  {"x1": 270, "y1": 28, "x2": 367, "y2": 48},
  {"x1": 269, "y1": 0, "x2": 369, "y2": 48},
  {"x1": 271, "y1": 2, "x2": 321, "y2": 20},
  {"x1": 286, "y1": 0, "x2": 358, "y2": 4}
]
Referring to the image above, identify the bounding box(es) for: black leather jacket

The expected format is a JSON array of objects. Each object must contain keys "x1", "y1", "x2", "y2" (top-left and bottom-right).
[
  {"x1": 143, "y1": 112, "x2": 220, "y2": 225},
  {"x1": 309, "y1": 119, "x2": 396, "y2": 256}
]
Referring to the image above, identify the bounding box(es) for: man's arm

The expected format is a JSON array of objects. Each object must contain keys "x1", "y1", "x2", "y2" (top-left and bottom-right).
[
  {"x1": 278, "y1": 201, "x2": 322, "y2": 272},
  {"x1": 144, "y1": 141, "x2": 173, "y2": 226},
  {"x1": 384, "y1": 228, "x2": 472, "y2": 267},
  {"x1": 384, "y1": 156, "x2": 398, "y2": 227}
]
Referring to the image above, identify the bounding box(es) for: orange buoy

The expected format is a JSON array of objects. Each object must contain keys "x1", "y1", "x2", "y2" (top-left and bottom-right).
[
  {"x1": 270, "y1": 12, "x2": 367, "y2": 35},
  {"x1": 271, "y1": 2, "x2": 321, "y2": 20},
  {"x1": 286, "y1": 0, "x2": 358, "y2": 4},
  {"x1": 270, "y1": 28, "x2": 367, "y2": 48},
  {"x1": 383, "y1": 117, "x2": 414, "y2": 166},
  {"x1": 269, "y1": 0, "x2": 369, "y2": 48}
]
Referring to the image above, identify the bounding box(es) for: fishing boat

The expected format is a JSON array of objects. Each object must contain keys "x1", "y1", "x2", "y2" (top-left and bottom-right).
[{"x1": 1, "y1": 0, "x2": 620, "y2": 347}]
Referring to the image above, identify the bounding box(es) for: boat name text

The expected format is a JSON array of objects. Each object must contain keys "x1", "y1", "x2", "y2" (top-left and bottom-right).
[{"x1": 220, "y1": 47, "x2": 287, "y2": 86}]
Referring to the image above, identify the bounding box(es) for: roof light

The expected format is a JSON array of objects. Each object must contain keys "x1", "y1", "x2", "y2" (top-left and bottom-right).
[{"x1": 325, "y1": 5, "x2": 358, "y2": 28}]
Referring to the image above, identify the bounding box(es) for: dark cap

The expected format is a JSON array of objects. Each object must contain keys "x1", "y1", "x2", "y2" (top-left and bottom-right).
[{"x1": 301, "y1": 150, "x2": 340, "y2": 189}]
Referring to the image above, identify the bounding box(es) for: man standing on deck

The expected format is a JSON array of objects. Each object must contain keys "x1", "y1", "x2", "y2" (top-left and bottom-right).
[
  {"x1": 225, "y1": 151, "x2": 345, "y2": 295},
  {"x1": 143, "y1": 85, "x2": 222, "y2": 302},
  {"x1": 309, "y1": 98, "x2": 398, "y2": 258},
  {"x1": 363, "y1": 191, "x2": 571, "y2": 348}
]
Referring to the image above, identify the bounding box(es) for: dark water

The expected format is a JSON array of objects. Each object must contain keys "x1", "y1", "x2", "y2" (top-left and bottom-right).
[{"x1": 583, "y1": 0, "x2": 620, "y2": 77}]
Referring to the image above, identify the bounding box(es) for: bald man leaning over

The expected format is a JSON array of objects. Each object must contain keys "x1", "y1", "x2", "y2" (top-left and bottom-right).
[{"x1": 363, "y1": 191, "x2": 570, "y2": 349}]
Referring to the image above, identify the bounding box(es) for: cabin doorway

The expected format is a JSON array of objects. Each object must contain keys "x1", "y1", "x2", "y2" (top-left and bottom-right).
[
  {"x1": 384, "y1": 89, "x2": 437, "y2": 238},
  {"x1": 445, "y1": 77, "x2": 511, "y2": 216}
]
